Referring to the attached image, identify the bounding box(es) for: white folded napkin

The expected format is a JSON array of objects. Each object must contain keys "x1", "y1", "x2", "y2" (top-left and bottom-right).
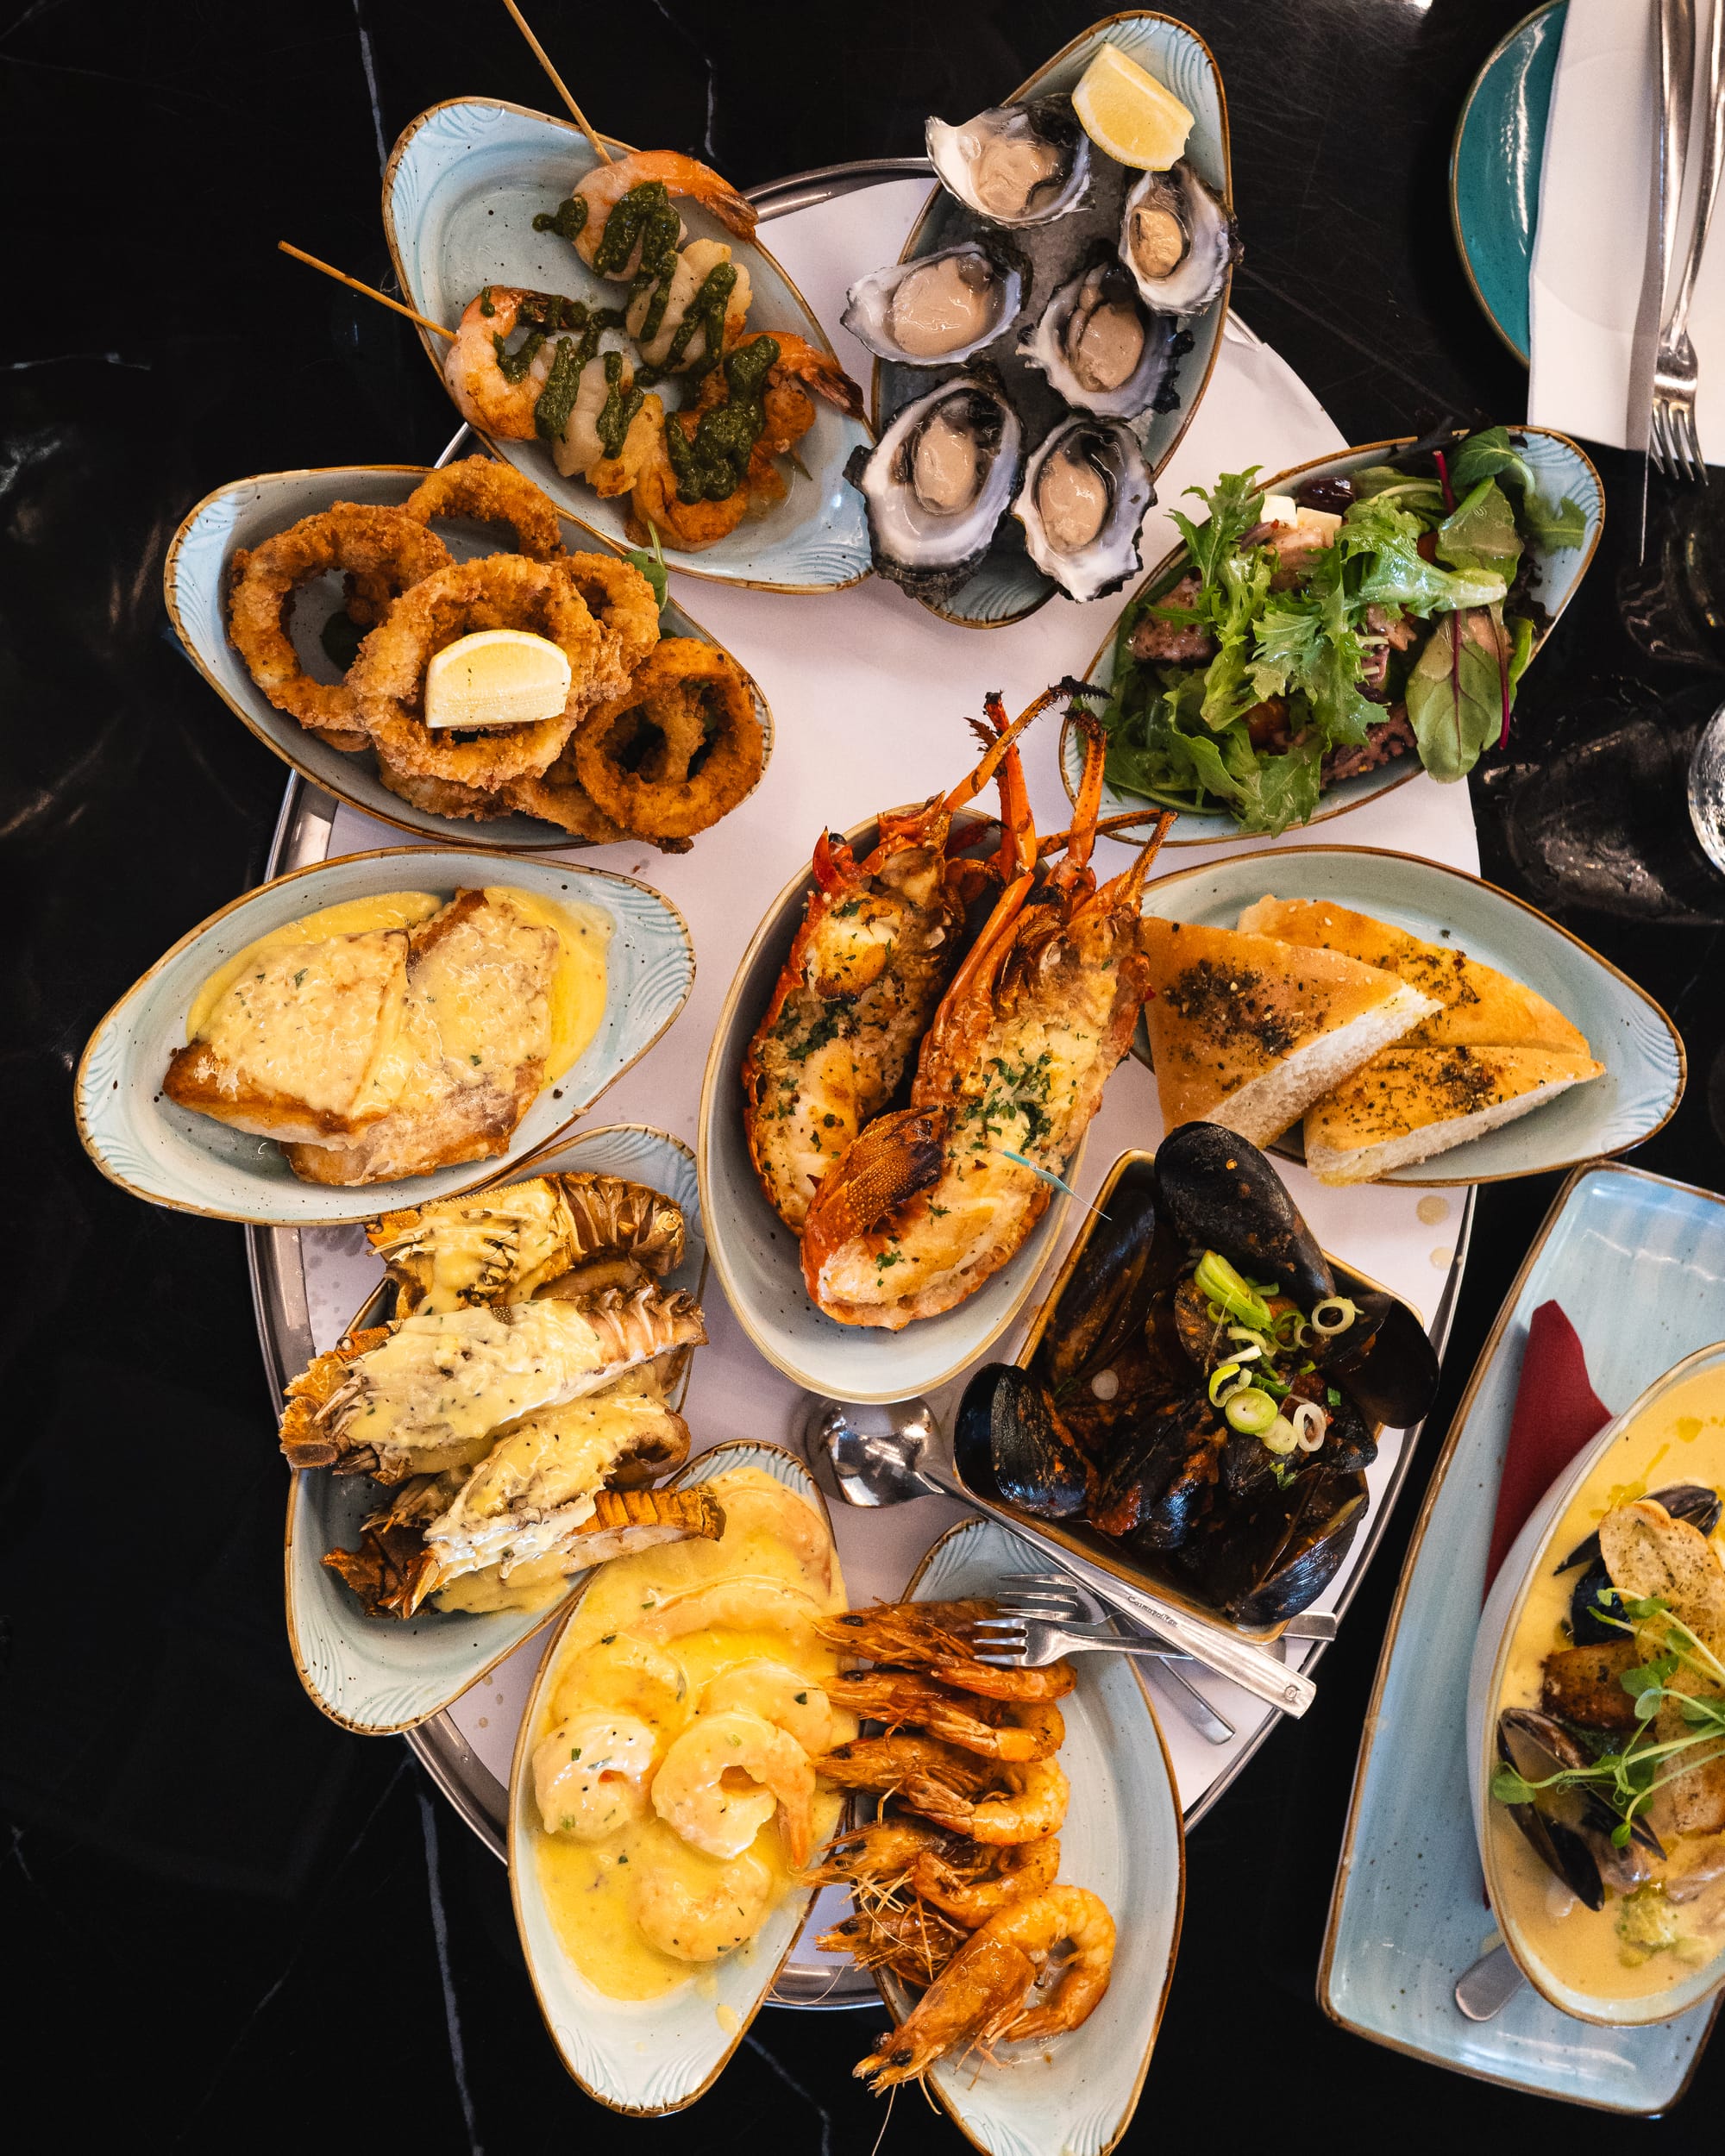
[{"x1": 1527, "y1": 0, "x2": 1725, "y2": 461}]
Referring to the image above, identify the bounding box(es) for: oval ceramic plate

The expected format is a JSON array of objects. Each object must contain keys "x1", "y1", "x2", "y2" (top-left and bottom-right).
[
  {"x1": 75, "y1": 846, "x2": 694, "y2": 1225},
  {"x1": 285, "y1": 1124, "x2": 704, "y2": 1734},
  {"x1": 509, "y1": 1439, "x2": 839, "y2": 2112},
  {"x1": 1465, "y1": 1338, "x2": 1725, "y2": 2026},
  {"x1": 881, "y1": 12, "x2": 1233, "y2": 629},
  {"x1": 1061, "y1": 426, "x2": 1603, "y2": 843},
  {"x1": 384, "y1": 99, "x2": 872, "y2": 593},
  {"x1": 164, "y1": 463, "x2": 773, "y2": 849},
  {"x1": 1132, "y1": 844, "x2": 1684, "y2": 1184},
  {"x1": 697, "y1": 814, "x2": 1078, "y2": 1403},
  {"x1": 1451, "y1": 2, "x2": 1566, "y2": 364},
  {"x1": 874, "y1": 1516, "x2": 1182, "y2": 2156}
]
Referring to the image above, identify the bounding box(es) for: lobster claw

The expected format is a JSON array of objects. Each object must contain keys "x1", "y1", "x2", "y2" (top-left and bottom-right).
[{"x1": 801, "y1": 1108, "x2": 948, "y2": 1301}]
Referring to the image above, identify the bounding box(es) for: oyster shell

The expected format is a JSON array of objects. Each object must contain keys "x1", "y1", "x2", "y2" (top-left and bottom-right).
[
  {"x1": 925, "y1": 96, "x2": 1091, "y2": 227},
  {"x1": 1119, "y1": 160, "x2": 1237, "y2": 317},
  {"x1": 1019, "y1": 251, "x2": 1182, "y2": 420},
  {"x1": 844, "y1": 367, "x2": 1023, "y2": 602},
  {"x1": 842, "y1": 241, "x2": 1027, "y2": 367},
  {"x1": 1013, "y1": 416, "x2": 1153, "y2": 603}
]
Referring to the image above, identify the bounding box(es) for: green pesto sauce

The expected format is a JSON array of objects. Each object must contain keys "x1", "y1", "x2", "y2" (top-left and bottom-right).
[
  {"x1": 531, "y1": 195, "x2": 589, "y2": 244},
  {"x1": 665, "y1": 335, "x2": 779, "y2": 503},
  {"x1": 492, "y1": 292, "x2": 593, "y2": 385},
  {"x1": 663, "y1": 260, "x2": 737, "y2": 378},
  {"x1": 594, "y1": 180, "x2": 681, "y2": 280},
  {"x1": 596, "y1": 349, "x2": 646, "y2": 459},
  {"x1": 533, "y1": 306, "x2": 632, "y2": 445}
]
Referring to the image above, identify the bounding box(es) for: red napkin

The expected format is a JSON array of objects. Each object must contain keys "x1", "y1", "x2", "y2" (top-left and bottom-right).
[{"x1": 1482, "y1": 1300, "x2": 1614, "y2": 1596}]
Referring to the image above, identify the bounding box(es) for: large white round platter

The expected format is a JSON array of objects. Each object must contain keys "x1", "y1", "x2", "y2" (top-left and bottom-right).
[
  {"x1": 285, "y1": 1124, "x2": 702, "y2": 1734},
  {"x1": 384, "y1": 99, "x2": 872, "y2": 592},
  {"x1": 165, "y1": 462, "x2": 771, "y2": 848},
  {"x1": 76, "y1": 847, "x2": 693, "y2": 1225}
]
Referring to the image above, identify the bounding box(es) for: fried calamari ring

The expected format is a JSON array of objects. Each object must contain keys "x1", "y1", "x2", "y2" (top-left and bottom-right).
[
  {"x1": 375, "y1": 759, "x2": 511, "y2": 824},
  {"x1": 572, "y1": 638, "x2": 764, "y2": 842},
  {"x1": 404, "y1": 456, "x2": 567, "y2": 561},
  {"x1": 227, "y1": 505, "x2": 451, "y2": 749},
  {"x1": 350, "y1": 555, "x2": 604, "y2": 790},
  {"x1": 562, "y1": 551, "x2": 662, "y2": 679},
  {"x1": 503, "y1": 747, "x2": 629, "y2": 843}
]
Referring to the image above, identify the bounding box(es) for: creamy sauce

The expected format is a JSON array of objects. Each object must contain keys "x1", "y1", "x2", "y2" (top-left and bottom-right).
[
  {"x1": 530, "y1": 1469, "x2": 852, "y2": 2002},
  {"x1": 889, "y1": 255, "x2": 995, "y2": 358},
  {"x1": 1490, "y1": 1366, "x2": 1725, "y2": 2002},
  {"x1": 185, "y1": 893, "x2": 440, "y2": 1043}
]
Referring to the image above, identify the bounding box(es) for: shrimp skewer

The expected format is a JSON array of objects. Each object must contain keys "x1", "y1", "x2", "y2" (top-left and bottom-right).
[
  {"x1": 565, "y1": 150, "x2": 757, "y2": 277},
  {"x1": 802, "y1": 710, "x2": 1174, "y2": 1329}
]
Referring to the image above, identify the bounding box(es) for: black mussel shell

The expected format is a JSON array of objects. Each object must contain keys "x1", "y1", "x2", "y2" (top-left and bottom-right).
[
  {"x1": 954, "y1": 1363, "x2": 1089, "y2": 1519},
  {"x1": 1322, "y1": 1388, "x2": 1379, "y2": 1476},
  {"x1": 1320, "y1": 1282, "x2": 1440, "y2": 1432},
  {"x1": 1220, "y1": 1420, "x2": 1279, "y2": 1503},
  {"x1": 1153, "y1": 1123, "x2": 1333, "y2": 1309},
  {"x1": 1176, "y1": 1465, "x2": 1367, "y2": 1622},
  {"x1": 1554, "y1": 1482, "x2": 1725, "y2": 1573},
  {"x1": 1170, "y1": 1272, "x2": 1238, "y2": 1371},
  {"x1": 1035, "y1": 1165, "x2": 1181, "y2": 1391},
  {"x1": 1568, "y1": 1556, "x2": 1626, "y2": 1645},
  {"x1": 1093, "y1": 1389, "x2": 1223, "y2": 1552},
  {"x1": 1495, "y1": 1708, "x2": 1660, "y2": 1910}
]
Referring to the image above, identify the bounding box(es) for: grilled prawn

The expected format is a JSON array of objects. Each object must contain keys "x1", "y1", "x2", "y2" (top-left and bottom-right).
[
  {"x1": 741, "y1": 696, "x2": 1053, "y2": 1231},
  {"x1": 801, "y1": 711, "x2": 1171, "y2": 1328}
]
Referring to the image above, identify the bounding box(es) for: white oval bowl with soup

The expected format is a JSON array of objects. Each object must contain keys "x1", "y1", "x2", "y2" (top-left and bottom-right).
[
  {"x1": 1466, "y1": 1340, "x2": 1725, "y2": 2025},
  {"x1": 75, "y1": 846, "x2": 693, "y2": 1226}
]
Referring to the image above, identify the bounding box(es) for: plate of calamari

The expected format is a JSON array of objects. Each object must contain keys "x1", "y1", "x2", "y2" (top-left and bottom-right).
[
  {"x1": 279, "y1": 1128, "x2": 710, "y2": 1733},
  {"x1": 509, "y1": 1476, "x2": 1181, "y2": 2146},
  {"x1": 951, "y1": 1125, "x2": 1441, "y2": 1643},
  {"x1": 845, "y1": 16, "x2": 1235, "y2": 626},
  {"x1": 699, "y1": 684, "x2": 1173, "y2": 1402},
  {"x1": 74, "y1": 845, "x2": 693, "y2": 1225},
  {"x1": 166, "y1": 457, "x2": 771, "y2": 849},
  {"x1": 383, "y1": 98, "x2": 872, "y2": 592}
]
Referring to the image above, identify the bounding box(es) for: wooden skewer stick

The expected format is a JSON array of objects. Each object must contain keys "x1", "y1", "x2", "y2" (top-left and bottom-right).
[
  {"x1": 499, "y1": 0, "x2": 613, "y2": 163},
  {"x1": 278, "y1": 242, "x2": 455, "y2": 342}
]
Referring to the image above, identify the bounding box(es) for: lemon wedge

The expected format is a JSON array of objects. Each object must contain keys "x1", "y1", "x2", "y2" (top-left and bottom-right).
[
  {"x1": 424, "y1": 628, "x2": 574, "y2": 730},
  {"x1": 1071, "y1": 43, "x2": 1194, "y2": 170}
]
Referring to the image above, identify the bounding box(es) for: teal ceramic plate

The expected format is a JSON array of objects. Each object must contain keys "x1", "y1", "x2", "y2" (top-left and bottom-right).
[
  {"x1": 881, "y1": 13, "x2": 1233, "y2": 630},
  {"x1": 1062, "y1": 425, "x2": 1603, "y2": 844},
  {"x1": 75, "y1": 846, "x2": 694, "y2": 1225},
  {"x1": 1321, "y1": 1163, "x2": 1725, "y2": 2109},
  {"x1": 508, "y1": 1440, "x2": 837, "y2": 2113},
  {"x1": 697, "y1": 813, "x2": 1077, "y2": 1404},
  {"x1": 1452, "y1": 2, "x2": 1567, "y2": 364},
  {"x1": 285, "y1": 1124, "x2": 703, "y2": 1734},
  {"x1": 1132, "y1": 844, "x2": 1684, "y2": 1184},
  {"x1": 876, "y1": 1517, "x2": 1182, "y2": 2156},
  {"x1": 164, "y1": 464, "x2": 772, "y2": 849},
  {"x1": 384, "y1": 99, "x2": 872, "y2": 593}
]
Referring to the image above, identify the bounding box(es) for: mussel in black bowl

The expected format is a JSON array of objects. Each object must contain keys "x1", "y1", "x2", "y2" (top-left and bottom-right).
[
  {"x1": 954, "y1": 1363, "x2": 1090, "y2": 1518},
  {"x1": 1154, "y1": 1119, "x2": 1333, "y2": 1309}
]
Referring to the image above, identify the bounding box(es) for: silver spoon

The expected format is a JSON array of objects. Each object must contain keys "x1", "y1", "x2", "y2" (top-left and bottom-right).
[
  {"x1": 1453, "y1": 1942, "x2": 1527, "y2": 2021},
  {"x1": 800, "y1": 1395, "x2": 1316, "y2": 1719}
]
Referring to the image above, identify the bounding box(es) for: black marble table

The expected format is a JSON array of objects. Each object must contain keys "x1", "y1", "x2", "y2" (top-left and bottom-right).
[{"x1": 4, "y1": 1, "x2": 1723, "y2": 2143}]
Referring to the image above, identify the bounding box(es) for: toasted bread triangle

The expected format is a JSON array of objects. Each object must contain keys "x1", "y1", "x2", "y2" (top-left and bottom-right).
[{"x1": 1303, "y1": 1044, "x2": 1603, "y2": 1183}]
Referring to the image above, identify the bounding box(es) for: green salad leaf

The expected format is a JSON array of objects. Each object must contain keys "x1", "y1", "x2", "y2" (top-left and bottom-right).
[
  {"x1": 1341, "y1": 498, "x2": 1509, "y2": 611},
  {"x1": 1436, "y1": 477, "x2": 1523, "y2": 580},
  {"x1": 1170, "y1": 467, "x2": 1264, "y2": 589},
  {"x1": 1403, "y1": 610, "x2": 1507, "y2": 781},
  {"x1": 1449, "y1": 424, "x2": 1586, "y2": 549}
]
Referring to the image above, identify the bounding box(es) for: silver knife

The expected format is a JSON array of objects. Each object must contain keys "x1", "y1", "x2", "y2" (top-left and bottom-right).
[{"x1": 1640, "y1": 0, "x2": 1697, "y2": 555}]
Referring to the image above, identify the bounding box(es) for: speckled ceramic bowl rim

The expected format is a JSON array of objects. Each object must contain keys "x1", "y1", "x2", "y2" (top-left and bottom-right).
[
  {"x1": 381, "y1": 98, "x2": 874, "y2": 597},
  {"x1": 1062, "y1": 425, "x2": 1605, "y2": 840},
  {"x1": 505, "y1": 1439, "x2": 839, "y2": 2112},
  {"x1": 871, "y1": 1514, "x2": 1186, "y2": 2156},
  {"x1": 161, "y1": 461, "x2": 775, "y2": 851},
  {"x1": 73, "y1": 843, "x2": 694, "y2": 1225},
  {"x1": 282, "y1": 1123, "x2": 706, "y2": 1735},
  {"x1": 885, "y1": 10, "x2": 1236, "y2": 632},
  {"x1": 1318, "y1": 1160, "x2": 1725, "y2": 2105},
  {"x1": 696, "y1": 808, "x2": 1082, "y2": 1402},
  {"x1": 1132, "y1": 841, "x2": 1686, "y2": 1184},
  {"x1": 1471, "y1": 1334, "x2": 1725, "y2": 2027}
]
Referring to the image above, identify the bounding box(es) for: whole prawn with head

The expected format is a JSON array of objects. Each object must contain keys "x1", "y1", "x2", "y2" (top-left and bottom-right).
[
  {"x1": 743, "y1": 690, "x2": 1063, "y2": 1236},
  {"x1": 801, "y1": 708, "x2": 1173, "y2": 1328}
]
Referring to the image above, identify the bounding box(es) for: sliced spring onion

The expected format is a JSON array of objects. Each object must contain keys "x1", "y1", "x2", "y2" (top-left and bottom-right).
[
  {"x1": 1224, "y1": 1386, "x2": 1278, "y2": 1436},
  {"x1": 1208, "y1": 1361, "x2": 1250, "y2": 1406},
  {"x1": 1223, "y1": 1329, "x2": 1265, "y2": 1359},
  {"x1": 1260, "y1": 1415, "x2": 1301, "y2": 1456},
  {"x1": 1311, "y1": 1296, "x2": 1358, "y2": 1336},
  {"x1": 1289, "y1": 1399, "x2": 1328, "y2": 1452},
  {"x1": 1194, "y1": 1250, "x2": 1273, "y2": 1332}
]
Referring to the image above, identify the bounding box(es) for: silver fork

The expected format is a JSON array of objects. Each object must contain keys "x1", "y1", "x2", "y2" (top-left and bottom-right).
[
  {"x1": 994, "y1": 1576, "x2": 1236, "y2": 1744},
  {"x1": 1653, "y1": 0, "x2": 1724, "y2": 480}
]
